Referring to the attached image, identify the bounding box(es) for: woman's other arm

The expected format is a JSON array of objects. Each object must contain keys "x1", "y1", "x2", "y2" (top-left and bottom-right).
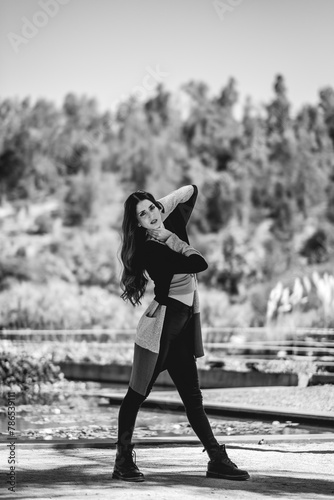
[
  {"x1": 158, "y1": 185, "x2": 195, "y2": 221},
  {"x1": 144, "y1": 236, "x2": 208, "y2": 277}
]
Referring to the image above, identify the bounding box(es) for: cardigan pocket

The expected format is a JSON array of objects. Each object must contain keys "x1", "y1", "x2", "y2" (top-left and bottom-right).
[
  {"x1": 138, "y1": 313, "x2": 156, "y2": 329},
  {"x1": 135, "y1": 300, "x2": 166, "y2": 354},
  {"x1": 136, "y1": 314, "x2": 158, "y2": 352},
  {"x1": 143, "y1": 299, "x2": 160, "y2": 318},
  {"x1": 145, "y1": 311, "x2": 157, "y2": 318}
]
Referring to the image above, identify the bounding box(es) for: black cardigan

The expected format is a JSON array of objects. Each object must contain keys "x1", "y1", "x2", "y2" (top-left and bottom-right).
[
  {"x1": 143, "y1": 239, "x2": 208, "y2": 305},
  {"x1": 142, "y1": 183, "x2": 207, "y2": 305}
]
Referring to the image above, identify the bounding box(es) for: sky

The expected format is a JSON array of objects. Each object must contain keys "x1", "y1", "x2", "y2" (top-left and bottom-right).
[{"x1": 1, "y1": 0, "x2": 334, "y2": 119}]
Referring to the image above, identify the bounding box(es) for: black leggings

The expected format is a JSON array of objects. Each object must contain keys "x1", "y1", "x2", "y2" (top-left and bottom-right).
[{"x1": 117, "y1": 297, "x2": 220, "y2": 451}]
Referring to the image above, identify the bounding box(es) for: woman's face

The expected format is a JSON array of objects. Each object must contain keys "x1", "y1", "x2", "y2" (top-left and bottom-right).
[{"x1": 136, "y1": 199, "x2": 162, "y2": 230}]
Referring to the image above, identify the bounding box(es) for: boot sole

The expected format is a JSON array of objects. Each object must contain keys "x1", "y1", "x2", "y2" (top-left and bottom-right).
[
  {"x1": 112, "y1": 471, "x2": 145, "y2": 482},
  {"x1": 206, "y1": 471, "x2": 250, "y2": 481}
]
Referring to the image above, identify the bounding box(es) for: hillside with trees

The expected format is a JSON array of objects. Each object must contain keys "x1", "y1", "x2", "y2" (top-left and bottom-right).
[{"x1": 1, "y1": 75, "x2": 334, "y2": 330}]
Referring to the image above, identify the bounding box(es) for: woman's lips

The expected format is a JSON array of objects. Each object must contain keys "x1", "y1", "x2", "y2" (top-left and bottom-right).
[{"x1": 151, "y1": 219, "x2": 157, "y2": 224}]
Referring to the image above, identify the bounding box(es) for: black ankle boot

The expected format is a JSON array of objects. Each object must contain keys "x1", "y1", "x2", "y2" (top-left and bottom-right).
[
  {"x1": 203, "y1": 444, "x2": 250, "y2": 481},
  {"x1": 112, "y1": 442, "x2": 145, "y2": 482}
]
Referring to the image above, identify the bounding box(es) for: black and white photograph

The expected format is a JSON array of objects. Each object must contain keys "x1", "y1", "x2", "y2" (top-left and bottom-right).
[{"x1": 0, "y1": 1, "x2": 334, "y2": 498}]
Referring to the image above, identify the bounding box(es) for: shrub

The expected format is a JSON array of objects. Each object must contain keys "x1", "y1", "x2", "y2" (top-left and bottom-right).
[
  {"x1": 0, "y1": 351, "x2": 63, "y2": 395},
  {"x1": 57, "y1": 229, "x2": 120, "y2": 289},
  {"x1": 300, "y1": 229, "x2": 328, "y2": 264},
  {"x1": 266, "y1": 272, "x2": 334, "y2": 331},
  {"x1": 199, "y1": 286, "x2": 253, "y2": 330},
  {"x1": 62, "y1": 174, "x2": 97, "y2": 226},
  {"x1": 0, "y1": 280, "x2": 144, "y2": 329}
]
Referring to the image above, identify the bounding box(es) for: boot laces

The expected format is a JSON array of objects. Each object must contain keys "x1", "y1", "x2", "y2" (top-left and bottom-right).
[
  {"x1": 116, "y1": 444, "x2": 138, "y2": 469},
  {"x1": 125, "y1": 448, "x2": 138, "y2": 469},
  {"x1": 131, "y1": 449, "x2": 137, "y2": 464},
  {"x1": 122, "y1": 446, "x2": 135, "y2": 460},
  {"x1": 203, "y1": 444, "x2": 237, "y2": 468},
  {"x1": 220, "y1": 448, "x2": 237, "y2": 468}
]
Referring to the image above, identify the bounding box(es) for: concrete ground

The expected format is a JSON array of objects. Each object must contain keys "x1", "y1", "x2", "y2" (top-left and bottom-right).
[{"x1": 1, "y1": 438, "x2": 333, "y2": 499}]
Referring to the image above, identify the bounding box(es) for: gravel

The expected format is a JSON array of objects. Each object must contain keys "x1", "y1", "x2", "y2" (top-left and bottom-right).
[{"x1": 153, "y1": 385, "x2": 334, "y2": 413}]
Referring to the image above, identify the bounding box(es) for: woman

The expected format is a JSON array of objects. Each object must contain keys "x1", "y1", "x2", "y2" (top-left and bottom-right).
[{"x1": 113, "y1": 184, "x2": 250, "y2": 482}]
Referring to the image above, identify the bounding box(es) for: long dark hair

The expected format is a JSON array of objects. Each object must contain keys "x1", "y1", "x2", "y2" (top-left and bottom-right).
[{"x1": 120, "y1": 190, "x2": 164, "y2": 306}]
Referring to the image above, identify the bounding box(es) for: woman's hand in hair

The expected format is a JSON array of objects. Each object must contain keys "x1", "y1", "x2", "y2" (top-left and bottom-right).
[{"x1": 147, "y1": 227, "x2": 173, "y2": 242}]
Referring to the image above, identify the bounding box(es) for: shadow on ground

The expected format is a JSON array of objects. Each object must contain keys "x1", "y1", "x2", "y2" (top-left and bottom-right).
[{"x1": 7, "y1": 446, "x2": 334, "y2": 499}]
